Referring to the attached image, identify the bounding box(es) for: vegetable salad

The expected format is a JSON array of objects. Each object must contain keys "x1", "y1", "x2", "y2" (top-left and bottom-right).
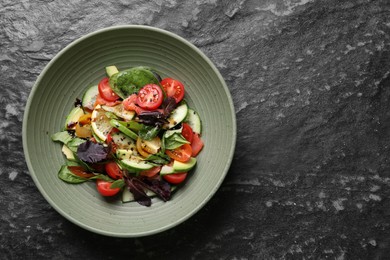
[{"x1": 52, "y1": 66, "x2": 203, "y2": 206}]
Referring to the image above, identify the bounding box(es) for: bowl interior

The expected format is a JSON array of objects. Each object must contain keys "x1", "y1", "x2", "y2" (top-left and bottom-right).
[{"x1": 23, "y1": 25, "x2": 236, "y2": 237}]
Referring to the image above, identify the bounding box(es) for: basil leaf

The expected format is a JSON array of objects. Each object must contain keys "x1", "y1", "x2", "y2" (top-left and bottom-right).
[
  {"x1": 138, "y1": 125, "x2": 160, "y2": 140},
  {"x1": 51, "y1": 131, "x2": 73, "y2": 144},
  {"x1": 110, "y1": 179, "x2": 125, "y2": 189},
  {"x1": 164, "y1": 133, "x2": 190, "y2": 150},
  {"x1": 58, "y1": 165, "x2": 88, "y2": 184}
]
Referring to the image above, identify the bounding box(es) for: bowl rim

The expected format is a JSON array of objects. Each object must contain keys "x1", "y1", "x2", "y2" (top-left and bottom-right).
[{"x1": 22, "y1": 25, "x2": 237, "y2": 237}]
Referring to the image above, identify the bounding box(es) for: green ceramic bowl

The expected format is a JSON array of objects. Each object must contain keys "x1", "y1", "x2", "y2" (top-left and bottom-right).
[{"x1": 23, "y1": 25, "x2": 236, "y2": 237}]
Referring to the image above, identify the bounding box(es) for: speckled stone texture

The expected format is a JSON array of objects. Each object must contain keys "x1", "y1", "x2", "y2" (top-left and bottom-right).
[{"x1": 2, "y1": 0, "x2": 390, "y2": 259}]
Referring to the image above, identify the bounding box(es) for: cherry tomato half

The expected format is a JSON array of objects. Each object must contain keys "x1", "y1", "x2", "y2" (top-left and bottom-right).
[
  {"x1": 160, "y1": 78, "x2": 185, "y2": 103},
  {"x1": 94, "y1": 93, "x2": 120, "y2": 107},
  {"x1": 122, "y1": 94, "x2": 137, "y2": 110},
  {"x1": 105, "y1": 162, "x2": 123, "y2": 180},
  {"x1": 191, "y1": 133, "x2": 204, "y2": 157},
  {"x1": 166, "y1": 143, "x2": 192, "y2": 163},
  {"x1": 181, "y1": 123, "x2": 193, "y2": 143},
  {"x1": 96, "y1": 179, "x2": 121, "y2": 196},
  {"x1": 139, "y1": 166, "x2": 161, "y2": 178},
  {"x1": 98, "y1": 77, "x2": 120, "y2": 102},
  {"x1": 136, "y1": 84, "x2": 163, "y2": 110},
  {"x1": 163, "y1": 172, "x2": 187, "y2": 184}
]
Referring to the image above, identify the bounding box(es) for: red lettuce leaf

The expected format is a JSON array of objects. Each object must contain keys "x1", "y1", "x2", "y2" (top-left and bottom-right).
[
  {"x1": 76, "y1": 140, "x2": 111, "y2": 164},
  {"x1": 124, "y1": 176, "x2": 152, "y2": 207},
  {"x1": 140, "y1": 176, "x2": 171, "y2": 202}
]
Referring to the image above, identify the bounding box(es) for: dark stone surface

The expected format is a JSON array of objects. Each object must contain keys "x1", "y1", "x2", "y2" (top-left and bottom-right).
[{"x1": 1, "y1": 0, "x2": 390, "y2": 259}]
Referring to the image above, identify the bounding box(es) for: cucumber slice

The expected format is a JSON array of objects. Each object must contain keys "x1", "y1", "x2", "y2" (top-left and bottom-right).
[
  {"x1": 61, "y1": 145, "x2": 75, "y2": 161},
  {"x1": 118, "y1": 155, "x2": 154, "y2": 173},
  {"x1": 65, "y1": 107, "x2": 84, "y2": 130},
  {"x1": 111, "y1": 132, "x2": 137, "y2": 151},
  {"x1": 82, "y1": 85, "x2": 99, "y2": 110},
  {"x1": 166, "y1": 102, "x2": 188, "y2": 129},
  {"x1": 121, "y1": 188, "x2": 156, "y2": 203},
  {"x1": 106, "y1": 66, "x2": 119, "y2": 78},
  {"x1": 185, "y1": 108, "x2": 201, "y2": 134}
]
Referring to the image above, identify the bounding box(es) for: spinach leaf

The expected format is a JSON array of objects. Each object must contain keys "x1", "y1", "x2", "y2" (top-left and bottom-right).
[
  {"x1": 164, "y1": 133, "x2": 190, "y2": 150},
  {"x1": 109, "y1": 67, "x2": 160, "y2": 99},
  {"x1": 51, "y1": 131, "x2": 73, "y2": 144},
  {"x1": 67, "y1": 138, "x2": 87, "y2": 153},
  {"x1": 65, "y1": 160, "x2": 80, "y2": 167},
  {"x1": 58, "y1": 165, "x2": 88, "y2": 184}
]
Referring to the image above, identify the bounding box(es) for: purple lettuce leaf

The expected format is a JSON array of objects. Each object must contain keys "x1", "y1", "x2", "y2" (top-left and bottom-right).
[
  {"x1": 140, "y1": 176, "x2": 171, "y2": 202},
  {"x1": 161, "y1": 97, "x2": 177, "y2": 116},
  {"x1": 124, "y1": 176, "x2": 152, "y2": 207},
  {"x1": 76, "y1": 140, "x2": 111, "y2": 164}
]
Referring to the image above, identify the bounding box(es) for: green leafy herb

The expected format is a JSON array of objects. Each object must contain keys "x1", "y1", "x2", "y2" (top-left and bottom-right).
[
  {"x1": 164, "y1": 133, "x2": 189, "y2": 150},
  {"x1": 110, "y1": 179, "x2": 125, "y2": 189},
  {"x1": 58, "y1": 165, "x2": 88, "y2": 184},
  {"x1": 89, "y1": 174, "x2": 114, "y2": 182},
  {"x1": 65, "y1": 160, "x2": 81, "y2": 167},
  {"x1": 67, "y1": 138, "x2": 87, "y2": 153},
  {"x1": 51, "y1": 131, "x2": 73, "y2": 144},
  {"x1": 138, "y1": 125, "x2": 160, "y2": 140},
  {"x1": 145, "y1": 152, "x2": 171, "y2": 165}
]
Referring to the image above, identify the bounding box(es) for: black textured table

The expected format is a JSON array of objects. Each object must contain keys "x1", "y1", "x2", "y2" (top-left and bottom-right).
[{"x1": 2, "y1": 0, "x2": 390, "y2": 259}]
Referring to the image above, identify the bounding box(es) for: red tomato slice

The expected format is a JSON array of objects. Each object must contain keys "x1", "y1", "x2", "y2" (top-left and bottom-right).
[
  {"x1": 96, "y1": 179, "x2": 121, "y2": 196},
  {"x1": 98, "y1": 77, "x2": 120, "y2": 102},
  {"x1": 191, "y1": 133, "x2": 204, "y2": 157},
  {"x1": 139, "y1": 166, "x2": 161, "y2": 177},
  {"x1": 181, "y1": 123, "x2": 193, "y2": 143},
  {"x1": 163, "y1": 172, "x2": 187, "y2": 184},
  {"x1": 94, "y1": 94, "x2": 120, "y2": 107},
  {"x1": 160, "y1": 78, "x2": 185, "y2": 103},
  {"x1": 68, "y1": 166, "x2": 95, "y2": 178},
  {"x1": 105, "y1": 162, "x2": 123, "y2": 180},
  {"x1": 166, "y1": 143, "x2": 192, "y2": 162},
  {"x1": 123, "y1": 94, "x2": 148, "y2": 114},
  {"x1": 123, "y1": 94, "x2": 138, "y2": 109},
  {"x1": 136, "y1": 84, "x2": 163, "y2": 110}
]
